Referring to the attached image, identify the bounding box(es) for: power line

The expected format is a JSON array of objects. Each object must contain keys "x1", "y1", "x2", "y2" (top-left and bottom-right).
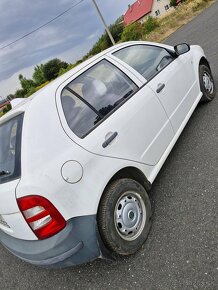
[{"x1": 0, "y1": 0, "x2": 85, "y2": 50}]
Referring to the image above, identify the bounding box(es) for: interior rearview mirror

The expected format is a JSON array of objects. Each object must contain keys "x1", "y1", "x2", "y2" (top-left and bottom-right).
[{"x1": 174, "y1": 43, "x2": 190, "y2": 56}]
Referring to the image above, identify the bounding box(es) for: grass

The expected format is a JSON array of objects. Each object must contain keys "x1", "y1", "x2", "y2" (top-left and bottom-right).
[{"x1": 143, "y1": 0, "x2": 214, "y2": 43}]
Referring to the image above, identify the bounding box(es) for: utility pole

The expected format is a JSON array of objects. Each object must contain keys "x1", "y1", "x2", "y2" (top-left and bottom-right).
[{"x1": 92, "y1": 0, "x2": 115, "y2": 45}]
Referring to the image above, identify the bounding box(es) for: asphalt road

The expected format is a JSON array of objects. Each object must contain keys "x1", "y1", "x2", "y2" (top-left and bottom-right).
[{"x1": 1, "y1": 2, "x2": 218, "y2": 289}]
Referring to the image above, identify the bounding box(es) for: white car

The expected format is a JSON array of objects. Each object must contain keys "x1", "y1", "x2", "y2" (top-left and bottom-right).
[{"x1": 0, "y1": 41, "x2": 216, "y2": 268}]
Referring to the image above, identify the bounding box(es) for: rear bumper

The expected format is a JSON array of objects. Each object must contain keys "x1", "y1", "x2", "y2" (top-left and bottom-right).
[{"x1": 0, "y1": 215, "x2": 107, "y2": 268}]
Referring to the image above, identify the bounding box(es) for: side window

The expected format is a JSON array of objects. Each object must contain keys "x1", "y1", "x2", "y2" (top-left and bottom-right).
[
  {"x1": 0, "y1": 114, "x2": 23, "y2": 184},
  {"x1": 62, "y1": 89, "x2": 100, "y2": 138},
  {"x1": 155, "y1": 9, "x2": 160, "y2": 16},
  {"x1": 61, "y1": 60, "x2": 138, "y2": 138},
  {"x1": 113, "y1": 45, "x2": 174, "y2": 81}
]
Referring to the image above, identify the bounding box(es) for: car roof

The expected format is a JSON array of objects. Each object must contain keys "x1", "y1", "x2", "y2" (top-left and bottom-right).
[{"x1": 0, "y1": 41, "x2": 174, "y2": 124}]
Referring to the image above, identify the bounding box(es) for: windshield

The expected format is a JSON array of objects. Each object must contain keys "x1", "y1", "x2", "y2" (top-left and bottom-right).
[{"x1": 0, "y1": 114, "x2": 23, "y2": 184}]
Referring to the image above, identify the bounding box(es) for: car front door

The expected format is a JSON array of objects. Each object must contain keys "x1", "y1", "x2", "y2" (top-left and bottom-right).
[
  {"x1": 112, "y1": 43, "x2": 198, "y2": 133},
  {"x1": 147, "y1": 51, "x2": 198, "y2": 133},
  {"x1": 57, "y1": 57, "x2": 174, "y2": 166}
]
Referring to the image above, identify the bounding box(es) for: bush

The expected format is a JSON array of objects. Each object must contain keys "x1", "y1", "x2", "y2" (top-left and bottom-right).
[
  {"x1": 26, "y1": 87, "x2": 37, "y2": 97},
  {"x1": 143, "y1": 16, "x2": 159, "y2": 34},
  {"x1": 58, "y1": 64, "x2": 77, "y2": 77},
  {"x1": 26, "y1": 81, "x2": 50, "y2": 96},
  {"x1": 35, "y1": 81, "x2": 50, "y2": 91},
  {"x1": 2, "y1": 104, "x2": 12, "y2": 114},
  {"x1": 121, "y1": 22, "x2": 143, "y2": 42}
]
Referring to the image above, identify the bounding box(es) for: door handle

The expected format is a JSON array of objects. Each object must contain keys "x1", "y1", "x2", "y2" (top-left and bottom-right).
[
  {"x1": 102, "y1": 132, "x2": 118, "y2": 148},
  {"x1": 156, "y1": 83, "x2": 165, "y2": 93}
]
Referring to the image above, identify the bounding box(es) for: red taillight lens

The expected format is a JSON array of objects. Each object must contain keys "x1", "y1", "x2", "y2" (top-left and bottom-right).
[{"x1": 17, "y1": 195, "x2": 66, "y2": 240}]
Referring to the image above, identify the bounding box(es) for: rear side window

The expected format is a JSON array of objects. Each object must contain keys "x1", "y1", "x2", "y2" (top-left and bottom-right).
[
  {"x1": 0, "y1": 114, "x2": 23, "y2": 184},
  {"x1": 62, "y1": 89, "x2": 100, "y2": 138},
  {"x1": 61, "y1": 59, "x2": 138, "y2": 138},
  {"x1": 113, "y1": 45, "x2": 174, "y2": 80}
]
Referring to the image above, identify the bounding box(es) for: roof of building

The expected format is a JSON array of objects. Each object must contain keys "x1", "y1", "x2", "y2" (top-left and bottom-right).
[{"x1": 124, "y1": 0, "x2": 153, "y2": 25}]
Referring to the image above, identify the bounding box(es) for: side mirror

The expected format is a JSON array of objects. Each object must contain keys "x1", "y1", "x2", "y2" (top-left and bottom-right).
[{"x1": 174, "y1": 43, "x2": 190, "y2": 56}]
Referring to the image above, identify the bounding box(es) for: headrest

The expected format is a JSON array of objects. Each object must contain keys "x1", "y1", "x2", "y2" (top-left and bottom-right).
[{"x1": 82, "y1": 79, "x2": 107, "y2": 100}]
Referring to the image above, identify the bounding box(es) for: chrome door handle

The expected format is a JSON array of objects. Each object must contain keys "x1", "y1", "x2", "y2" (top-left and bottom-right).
[
  {"x1": 156, "y1": 83, "x2": 165, "y2": 93},
  {"x1": 102, "y1": 132, "x2": 118, "y2": 148}
]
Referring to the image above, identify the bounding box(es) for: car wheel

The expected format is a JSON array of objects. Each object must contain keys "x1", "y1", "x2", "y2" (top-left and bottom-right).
[
  {"x1": 98, "y1": 178, "x2": 152, "y2": 256},
  {"x1": 199, "y1": 64, "x2": 216, "y2": 102}
]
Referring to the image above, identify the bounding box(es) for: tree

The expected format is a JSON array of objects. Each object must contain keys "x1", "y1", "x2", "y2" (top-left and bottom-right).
[
  {"x1": 85, "y1": 34, "x2": 109, "y2": 58},
  {"x1": 32, "y1": 64, "x2": 45, "y2": 86},
  {"x1": 103, "y1": 17, "x2": 124, "y2": 47},
  {"x1": 19, "y1": 74, "x2": 36, "y2": 94},
  {"x1": 110, "y1": 16, "x2": 124, "y2": 42},
  {"x1": 84, "y1": 16, "x2": 124, "y2": 60},
  {"x1": 43, "y1": 58, "x2": 68, "y2": 81},
  {"x1": 14, "y1": 88, "x2": 26, "y2": 98},
  {"x1": 170, "y1": 0, "x2": 177, "y2": 7}
]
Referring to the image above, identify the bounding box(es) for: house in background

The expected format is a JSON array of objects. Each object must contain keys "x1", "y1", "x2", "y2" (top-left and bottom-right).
[{"x1": 124, "y1": 0, "x2": 181, "y2": 25}]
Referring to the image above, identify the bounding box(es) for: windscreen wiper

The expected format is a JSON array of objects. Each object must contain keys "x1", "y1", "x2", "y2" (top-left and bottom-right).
[{"x1": 0, "y1": 170, "x2": 11, "y2": 176}]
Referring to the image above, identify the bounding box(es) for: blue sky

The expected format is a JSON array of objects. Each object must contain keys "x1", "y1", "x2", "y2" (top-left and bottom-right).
[{"x1": 0, "y1": 0, "x2": 131, "y2": 97}]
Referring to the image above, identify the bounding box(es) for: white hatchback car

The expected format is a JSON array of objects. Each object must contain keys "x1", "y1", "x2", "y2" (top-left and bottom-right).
[{"x1": 0, "y1": 41, "x2": 216, "y2": 268}]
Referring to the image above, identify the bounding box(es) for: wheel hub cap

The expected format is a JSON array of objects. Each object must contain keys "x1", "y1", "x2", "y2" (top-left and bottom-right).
[
  {"x1": 128, "y1": 210, "x2": 135, "y2": 220},
  {"x1": 114, "y1": 192, "x2": 146, "y2": 241},
  {"x1": 203, "y1": 71, "x2": 214, "y2": 94}
]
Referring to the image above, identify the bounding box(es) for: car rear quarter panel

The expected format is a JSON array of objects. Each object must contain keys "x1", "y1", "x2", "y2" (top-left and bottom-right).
[{"x1": 0, "y1": 179, "x2": 36, "y2": 240}]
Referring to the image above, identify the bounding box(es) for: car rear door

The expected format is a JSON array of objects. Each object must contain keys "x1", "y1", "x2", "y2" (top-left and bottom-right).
[{"x1": 57, "y1": 56, "x2": 174, "y2": 166}]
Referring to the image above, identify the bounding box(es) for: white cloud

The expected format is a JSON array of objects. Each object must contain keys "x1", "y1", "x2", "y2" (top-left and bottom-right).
[
  {"x1": 0, "y1": 0, "x2": 129, "y2": 95},
  {"x1": 0, "y1": 41, "x2": 90, "y2": 97},
  {"x1": 0, "y1": 66, "x2": 33, "y2": 97},
  {"x1": 87, "y1": 32, "x2": 98, "y2": 41}
]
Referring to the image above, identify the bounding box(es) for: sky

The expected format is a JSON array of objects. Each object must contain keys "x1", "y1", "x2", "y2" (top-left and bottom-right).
[{"x1": 0, "y1": 0, "x2": 131, "y2": 98}]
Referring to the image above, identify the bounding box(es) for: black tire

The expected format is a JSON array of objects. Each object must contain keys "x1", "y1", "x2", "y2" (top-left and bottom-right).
[
  {"x1": 199, "y1": 64, "x2": 216, "y2": 102},
  {"x1": 97, "y1": 178, "x2": 152, "y2": 256}
]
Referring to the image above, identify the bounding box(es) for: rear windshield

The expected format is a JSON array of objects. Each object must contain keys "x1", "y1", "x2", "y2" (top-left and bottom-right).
[{"x1": 0, "y1": 114, "x2": 23, "y2": 184}]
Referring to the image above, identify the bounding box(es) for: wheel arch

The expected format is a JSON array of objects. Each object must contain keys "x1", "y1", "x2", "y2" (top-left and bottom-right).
[
  {"x1": 98, "y1": 167, "x2": 151, "y2": 212},
  {"x1": 199, "y1": 57, "x2": 211, "y2": 70},
  {"x1": 108, "y1": 166, "x2": 151, "y2": 191}
]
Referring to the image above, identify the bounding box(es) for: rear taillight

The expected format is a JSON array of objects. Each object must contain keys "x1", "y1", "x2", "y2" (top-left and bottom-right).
[{"x1": 17, "y1": 195, "x2": 66, "y2": 240}]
